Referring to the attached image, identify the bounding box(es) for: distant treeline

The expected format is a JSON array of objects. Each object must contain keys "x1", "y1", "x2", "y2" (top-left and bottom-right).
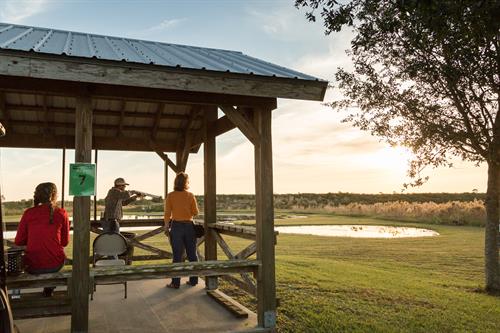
[{"x1": 2, "y1": 192, "x2": 485, "y2": 215}]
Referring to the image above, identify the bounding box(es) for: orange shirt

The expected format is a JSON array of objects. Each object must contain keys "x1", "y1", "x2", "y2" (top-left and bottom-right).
[{"x1": 164, "y1": 190, "x2": 199, "y2": 222}]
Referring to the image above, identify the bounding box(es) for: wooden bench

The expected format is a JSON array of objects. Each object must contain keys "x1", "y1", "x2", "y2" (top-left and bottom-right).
[{"x1": 6, "y1": 259, "x2": 260, "y2": 319}]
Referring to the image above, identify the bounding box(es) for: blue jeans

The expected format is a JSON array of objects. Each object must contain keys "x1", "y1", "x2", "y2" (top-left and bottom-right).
[{"x1": 170, "y1": 221, "x2": 198, "y2": 286}]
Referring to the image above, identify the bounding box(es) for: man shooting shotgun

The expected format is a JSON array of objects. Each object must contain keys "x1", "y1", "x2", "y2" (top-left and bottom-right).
[{"x1": 102, "y1": 178, "x2": 145, "y2": 233}]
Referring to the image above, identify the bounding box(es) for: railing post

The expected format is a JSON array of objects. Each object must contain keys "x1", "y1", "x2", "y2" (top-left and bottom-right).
[
  {"x1": 254, "y1": 106, "x2": 276, "y2": 329},
  {"x1": 71, "y1": 94, "x2": 92, "y2": 333},
  {"x1": 204, "y1": 106, "x2": 218, "y2": 290}
]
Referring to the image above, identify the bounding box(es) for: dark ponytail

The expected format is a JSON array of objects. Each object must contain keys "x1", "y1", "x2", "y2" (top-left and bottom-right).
[{"x1": 33, "y1": 182, "x2": 58, "y2": 224}]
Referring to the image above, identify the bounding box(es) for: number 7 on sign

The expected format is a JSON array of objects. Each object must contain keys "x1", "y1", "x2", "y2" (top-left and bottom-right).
[{"x1": 79, "y1": 175, "x2": 86, "y2": 185}]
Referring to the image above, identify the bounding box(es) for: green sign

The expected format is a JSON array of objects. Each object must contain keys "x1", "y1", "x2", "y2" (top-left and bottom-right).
[{"x1": 69, "y1": 163, "x2": 96, "y2": 196}]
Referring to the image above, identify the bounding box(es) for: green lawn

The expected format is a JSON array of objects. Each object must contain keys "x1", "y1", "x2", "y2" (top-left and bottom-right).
[{"x1": 7, "y1": 213, "x2": 500, "y2": 332}]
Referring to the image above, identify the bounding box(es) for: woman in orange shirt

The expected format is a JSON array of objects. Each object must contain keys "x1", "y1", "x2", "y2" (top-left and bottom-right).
[{"x1": 164, "y1": 172, "x2": 199, "y2": 289}]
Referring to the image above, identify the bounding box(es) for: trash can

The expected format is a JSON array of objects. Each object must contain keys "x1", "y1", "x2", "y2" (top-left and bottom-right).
[
  {"x1": 6, "y1": 248, "x2": 24, "y2": 276},
  {"x1": 120, "y1": 232, "x2": 136, "y2": 265}
]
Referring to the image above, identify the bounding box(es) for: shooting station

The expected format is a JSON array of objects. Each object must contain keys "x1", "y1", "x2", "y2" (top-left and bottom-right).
[{"x1": 0, "y1": 23, "x2": 327, "y2": 332}]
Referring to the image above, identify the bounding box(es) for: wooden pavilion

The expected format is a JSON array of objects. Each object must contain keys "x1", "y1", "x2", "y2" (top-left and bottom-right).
[{"x1": 0, "y1": 23, "x2": 327, "y2": 332}]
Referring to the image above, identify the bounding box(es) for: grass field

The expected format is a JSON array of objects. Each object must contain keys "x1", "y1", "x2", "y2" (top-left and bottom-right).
[{"x1": 5, "y1": 213, "x2": 500, "y2": 332}]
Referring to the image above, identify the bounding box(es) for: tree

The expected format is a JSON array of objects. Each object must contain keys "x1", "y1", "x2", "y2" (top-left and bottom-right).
[{"x1": 295, "y1": 0, "x2": 500, "y2": 292}]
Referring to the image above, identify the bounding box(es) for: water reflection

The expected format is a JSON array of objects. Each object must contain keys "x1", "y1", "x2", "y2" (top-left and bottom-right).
[{"x1": 275, "y1": 225, "x2": 439, "y2": 238}]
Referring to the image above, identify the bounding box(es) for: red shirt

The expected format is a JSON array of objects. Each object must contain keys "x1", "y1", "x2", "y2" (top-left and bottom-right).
[{"x1": 15, "y1": 204, "x2": 70, "y2": 271}]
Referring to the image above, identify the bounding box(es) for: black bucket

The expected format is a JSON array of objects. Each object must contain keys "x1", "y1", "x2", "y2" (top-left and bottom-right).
[
  {"x1": 120, "y1": 232, "x2": 136, "y2": 265},
  {"x1": 6, "y1": 248, "x2": 24, "y2": 276}
]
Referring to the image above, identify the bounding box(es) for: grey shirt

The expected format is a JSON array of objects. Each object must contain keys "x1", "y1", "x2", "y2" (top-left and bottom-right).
[{"x1": 103, "y1": 187, "x2": 135, "y2": 220}]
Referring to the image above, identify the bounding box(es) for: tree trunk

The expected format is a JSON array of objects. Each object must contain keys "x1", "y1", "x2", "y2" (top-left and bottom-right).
[{"x1": 485, "y1": 160, "x2": 500, "y2": 292}]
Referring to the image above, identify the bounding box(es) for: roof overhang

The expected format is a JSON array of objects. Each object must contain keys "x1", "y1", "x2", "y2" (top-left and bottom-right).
[{"x1": 0, "y1": 50, "x2": 327, "y2": 101}]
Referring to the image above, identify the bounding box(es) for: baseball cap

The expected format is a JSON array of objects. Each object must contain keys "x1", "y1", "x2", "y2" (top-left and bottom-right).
[{"x1": 114, "y1": 178, "x2": 129, "y2": 186}]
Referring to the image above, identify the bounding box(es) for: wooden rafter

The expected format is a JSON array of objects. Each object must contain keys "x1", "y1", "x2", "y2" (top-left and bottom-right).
[
  {"x1": 6, "y1": 119, "x2": 180, "y2": 134},
  {"x1": 5, "y1": 104, "x2": 192, "y2": 121},
  {"x1": 0, "y1": 92, "x2": 10, "y2": 130},
  {"x1": 151, "y1": 103, "x2": 165, "y2": 140},
  {"x1": 155, "y1": 151, "x2": 179, "y2": 173},
  {"x1": 220, "y1": 105, "x2": 259, "y2": 145},
  {"x1": 42, "y1": 94, "x2": 51, "y2": 135},
  {"x1": 116, "y1": 99, "x2": 126, "y2": 138},
  {"x1": 177, "y1": 106, "x2": 200, "y2": 171}
]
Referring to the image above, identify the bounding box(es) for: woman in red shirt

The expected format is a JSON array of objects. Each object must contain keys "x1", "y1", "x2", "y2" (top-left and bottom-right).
[{"x1": 15, "y1": 182, "x2": 70, "y2": 296}]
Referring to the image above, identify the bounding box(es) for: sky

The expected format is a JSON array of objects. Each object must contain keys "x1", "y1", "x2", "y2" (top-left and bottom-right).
[{"x1": 0, "y1": 0, "x2": 487, "y2": 201}]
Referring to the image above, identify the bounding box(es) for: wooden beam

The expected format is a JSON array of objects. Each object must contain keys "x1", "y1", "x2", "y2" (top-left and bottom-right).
[
  {"x1": 0, "y1": 91, "x2": 10, "y2": 131},
  {"x1": 0, "y1": 53, "x2": 327, "y2": 101},
  {"x1": 220, "y1": 106, "x2": 259, "y2": 145},
  {"x1": 191, "y1": 115, "x2": 236, "y2": 148},
  {"x1": 42, "y1": 94, "x2": 51, "y2": 135},
  {"x1": 71, "y1": 95, "x2": 93, "y2": 333},
  {"x1": 6, "y1": 104, "x2": 193, "y2": 121},
  {"x1": 116, "y1": 99, "x2": 126, "y2": 138},
  {"x1": 5, "y1": 119, "x2": 180, "y2": 134},
  {"x1": 0, "y1": 76, "x2": 278, "y2": 108},
  {"x1": 204, "y1": 106, "x2": 218, "y2": 290},
  {"x1": 176, "y1": 106, "x2": 200, "y2": 171},
  {"x1": 151, "y1": 103, "x2": 165, "y2": 139},
  {"x1": 220, "y1": 275, "x2": 257, "y2": 296},
  {"x1": 155, "y1": 151, "x2": 179, "y2": 173},
  {"x1": 0, "y1": 133, "x2": 178, "y2": 152},
  {"x1": 254, "y1": 106, "x2": 277, "y2": 329},
  {"x1": 206, "y1": 289, "x2": 249, "y2": 318},
  {"x1": 91, "y1": 260, "x2": 259, "y2": 283}
]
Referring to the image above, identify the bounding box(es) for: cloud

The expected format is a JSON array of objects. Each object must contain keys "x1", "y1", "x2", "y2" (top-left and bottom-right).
[
  {"x1": 131, "y1": 18, "x2": 187, "y2": 39},
  {"x1": 0, "y1": 0, "x2": 49, "y2": 23}
]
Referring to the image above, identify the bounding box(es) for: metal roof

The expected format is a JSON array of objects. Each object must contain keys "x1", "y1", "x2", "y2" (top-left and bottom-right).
[{"x1": 0, "y1": 22, "x2": 322, "y2": 82}]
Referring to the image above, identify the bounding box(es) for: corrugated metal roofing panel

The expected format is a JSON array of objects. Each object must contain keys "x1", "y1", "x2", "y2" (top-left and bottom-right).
[{"x1": 0, "y1": 22, "x2": 323, "y2": 81}]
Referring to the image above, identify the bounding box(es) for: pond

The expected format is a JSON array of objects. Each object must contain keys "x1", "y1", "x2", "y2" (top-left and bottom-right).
[{"x1": 275, "y1": 225, "x2": 439, "y2": 238}]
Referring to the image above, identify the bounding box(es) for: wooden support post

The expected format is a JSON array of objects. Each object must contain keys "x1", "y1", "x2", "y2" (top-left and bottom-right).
[
  {"x1": 254, "y1": 107, "x2": 276, "y2": 329},
  {"x1": 204, "y1": 106, "x2": 218, "y2": 290},
  {"x1": 61, "y1": 148, "x2": 66, "y2": 209},
  {"x1": 94, "y1": 149, "x2": 98, "y2": 222},
  {"x1": 164, "y1": 159, "x2": 168, "y2": 199},
  {"x1": 71, "y1": 95, "x2": 92, "y2": 333}
]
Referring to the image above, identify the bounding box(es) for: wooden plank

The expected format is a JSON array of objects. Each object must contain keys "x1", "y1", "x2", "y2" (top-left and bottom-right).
[
  {"x1": 207, "y1": 289, "x2": 249, "y2": 318},
  {"x1": 71, "y1": 94, "x2": 92, "y2": 333},
  {"x1": 0, "y1": 53, "x2": 327, "y2": 101},
  {"x1": 220, "y1": 106, "x2": 259, "y2": 145},
  {"x1": 0, "y1": 133, "x2": 179, "y2": 152},
  {"x1": 91, "y1": 260, "x2": 259, "y2": 282},
  {"x1": 236, "y1": 242, "x2": 257, "y2": 260},
  {"x1": 116, "y1": 99, "x2": 126, "y2": 138},
  {"x1": 155, "y1": 151, "x2": 179, "y2": 173},
  {"x1": 191, "y1": 115, "x2": 235, "y2": 148},
  {"x1": 6, "y1": 104, "x2": 196, "y2": 122},
  {"x1": 204, "y1": 106, "x2": 218, "y2": 290},
  {"x1": 0, "y1": 91, "x2": 10, "y2": 135},
  {"x1": 214, "y1": 231, "x2": 235, "y2": 260},
  {"x1": 0, "y1": 75, "x2": 278, "y2": 108},
  {"x1": 220, "y1": 275, "x2": 257, "y2": 296},
  {"x1": 6, "y1": 118, "x2": 180, "y2": 134},
  {"x1": 151, "y1": 102, "x2": 165, "y2": 139},
  {"x1": 133, "y1": 226, "x2": 165, "y2": 242},
  {"x1": 254, "y1": 106, "x2": 277, "y2": 329},
  {"x1": 127, "y1": 238, "x2": 172, "y2": 258},
  {"x1": 7, "y1": 272, "x2": 71, "y2": 289},
  {"x1": 10, "y1": 290, "x2": 70, "y2": 309}
]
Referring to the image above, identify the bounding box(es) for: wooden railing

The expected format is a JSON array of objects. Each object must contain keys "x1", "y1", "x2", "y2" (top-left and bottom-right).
[{"x1": 4, "y1": 218, "x2": 278, "y2": 297}]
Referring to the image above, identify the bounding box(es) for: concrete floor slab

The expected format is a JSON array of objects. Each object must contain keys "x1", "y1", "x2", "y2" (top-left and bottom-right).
[{"x1": 15, "y1": 278, "x2": 258, "y2": 333}]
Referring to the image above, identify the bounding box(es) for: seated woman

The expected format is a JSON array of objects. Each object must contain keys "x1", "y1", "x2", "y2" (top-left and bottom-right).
[{"x1": 15, "y1": 182, "x2": 70, "y2": 297}]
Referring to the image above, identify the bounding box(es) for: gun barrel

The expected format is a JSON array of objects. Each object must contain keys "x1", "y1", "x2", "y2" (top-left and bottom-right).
[{"x1": 133, "y1": 190, "x2": 162, "y2": 200}]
